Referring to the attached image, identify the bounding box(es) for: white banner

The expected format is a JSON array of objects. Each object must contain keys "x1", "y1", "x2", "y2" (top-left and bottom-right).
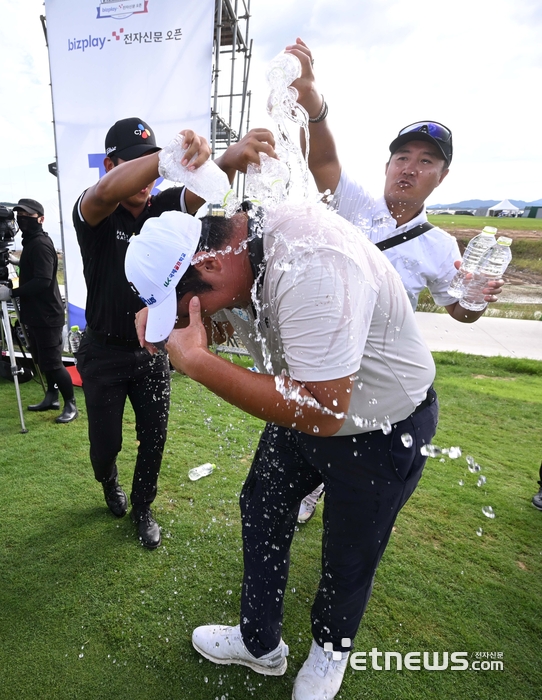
[{"x1": 44, "y1": 0, "x2": 215, "y2": 329}]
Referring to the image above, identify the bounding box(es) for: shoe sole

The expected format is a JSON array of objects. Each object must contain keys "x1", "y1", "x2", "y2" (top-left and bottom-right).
[
  {"x1": 55, "y1": 412, "x2": 79, "y2": 424},
  {"x1": 532, "y1": 500, "x2": 542, "y2": 511},
  {"x1": 138, "y1": 536, "x2": 161, "y2": 549},
  {"x1": 192, "y1": 638, "x2": 287, "y2": 676},
  {"x1": 28, "y1": 404, "x2": 60, "y2": 412}
]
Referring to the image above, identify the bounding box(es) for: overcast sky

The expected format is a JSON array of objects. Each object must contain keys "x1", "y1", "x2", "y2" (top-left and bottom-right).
[{"x1": 1, "y1": 0, "x2": 541, "y2": 248}]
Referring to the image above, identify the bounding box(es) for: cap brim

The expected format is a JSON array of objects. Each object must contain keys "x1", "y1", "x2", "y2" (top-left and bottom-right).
[
  {"x1": 116, "y1": 144, "x2": 161, "y2": 161},
  {"x1": 14, "y1": 205, "x2": 41, "y2": 215},
  {"x1": 145, "y1": 290, "x2": 178, "y2": 343},
  {"x1": 389, "y1": 132, "x2": 451, "y2": 165}
]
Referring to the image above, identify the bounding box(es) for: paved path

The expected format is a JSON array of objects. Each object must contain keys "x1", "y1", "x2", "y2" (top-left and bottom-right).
[{"x1": 415, "y1": 312, "x2": 542, "y2": 361}]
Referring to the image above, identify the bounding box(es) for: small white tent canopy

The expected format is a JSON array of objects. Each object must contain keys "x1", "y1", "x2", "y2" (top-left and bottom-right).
[{"x1": 488, "y1": 199, "x2": 520, "y2": 216}]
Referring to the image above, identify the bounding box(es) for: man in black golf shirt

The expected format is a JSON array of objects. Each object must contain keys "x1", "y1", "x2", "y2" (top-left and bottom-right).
[
  {"x1": 72, "y1": 118, "x2": 212, "y2": 549},
  {"x1": 0, "y1": 198, "x2": 77, "y2": 423}
]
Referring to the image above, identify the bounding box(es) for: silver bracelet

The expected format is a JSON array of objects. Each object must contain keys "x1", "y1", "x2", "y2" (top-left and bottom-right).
[{"x1": 308, "y1": 96, "x2": 328, "y2": 123}]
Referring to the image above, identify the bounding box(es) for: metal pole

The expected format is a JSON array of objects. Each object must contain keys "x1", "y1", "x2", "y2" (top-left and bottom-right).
[
  {"x1": 40, "y1": 14, "x2": 71, "y2": 334},
  {"x1": 1, "y1": 300, "x2": 29, "y2": 433},
  {"x1": 212, "y1": 0, "x2": 223, "y2": 158},
  {"x1": 11, "y1": 296, "x2": 46, "y2": 393}
]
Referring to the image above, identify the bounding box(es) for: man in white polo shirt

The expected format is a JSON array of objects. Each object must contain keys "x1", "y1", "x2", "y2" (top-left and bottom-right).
[
  {"x1": 125, "y1": 201, "x2": 439, "y2": 700},
  {"x1": 286, "y1": 38, "x2": 503, "y2": 522}
]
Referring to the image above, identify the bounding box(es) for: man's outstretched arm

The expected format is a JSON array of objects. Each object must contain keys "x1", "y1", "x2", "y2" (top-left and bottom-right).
[
  {"x1": 286, "y1": 38, "x2": 341, "y2": 194},
  {"x1": 81, "y1": 130, "x2": 211, "y2": 226}
]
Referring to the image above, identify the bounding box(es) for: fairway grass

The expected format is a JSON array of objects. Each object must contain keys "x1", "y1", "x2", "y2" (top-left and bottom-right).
[
  {"x1": 0, "y1": 352, "x2": 541, "y2": 700},
  {"x1": 427, "y1": 214, "x2": 542, "y2": 233}
]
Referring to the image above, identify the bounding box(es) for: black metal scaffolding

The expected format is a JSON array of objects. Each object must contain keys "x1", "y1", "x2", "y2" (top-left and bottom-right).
[{"x1": 211, "y1": 0, "x2": 252, "y2": 164}]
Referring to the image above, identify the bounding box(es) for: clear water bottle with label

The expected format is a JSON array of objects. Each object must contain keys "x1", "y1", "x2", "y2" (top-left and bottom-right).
[
  {"x1": 447, "y1": 226, "x2": 498, "y2": 298},
  {"x1": 188, "y1": 462, "x2": 215, "y2": 481},
  {"x1": 68, "y1": 325, "x2": 82, "y2": 355},
  {"x1": 459, "y1": 236, "x2": 512, "y2": 312}
]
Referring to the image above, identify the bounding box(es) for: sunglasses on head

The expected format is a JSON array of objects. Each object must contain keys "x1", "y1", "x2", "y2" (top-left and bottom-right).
[
  {"x1": 398, "y1": 121, "x2": 452, "y2": 144},
  {"x1": 398, "y1": 122, "x2": 452, "y2": 143}
]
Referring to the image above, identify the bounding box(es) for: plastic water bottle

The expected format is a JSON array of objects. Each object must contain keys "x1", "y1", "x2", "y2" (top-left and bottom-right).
[
  {"x1": 68, "y1": 325, "x2": 82, "y2": 355},
  {"x1": 158, "y1": 134, "x2": 237, "y2": 212},
  {"x1": 447, "y1": 226, "x2": 497, "y2": 298},
  {"x1": 265, "y1": 51, "x2": 302, "y2": 90},
  {"x1": 188, "y1": 462, "x2": 215, "y2": 481},
  {"x1": 460, "y1": 236, "x2": 512, "y2": 311},
  {"x1": 246, "y1": 152, "x2": 291, "y2": 207}
]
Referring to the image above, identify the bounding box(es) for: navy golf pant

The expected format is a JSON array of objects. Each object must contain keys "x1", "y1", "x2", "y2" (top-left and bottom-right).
[{"x1": 239, "y1": 390, "x2": 438, "y2": 656}]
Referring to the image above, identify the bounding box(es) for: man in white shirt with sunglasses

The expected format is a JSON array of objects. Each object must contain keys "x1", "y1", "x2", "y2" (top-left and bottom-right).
[{"x1": 286, "y1": 38, "x2": 503, "y2": 523}]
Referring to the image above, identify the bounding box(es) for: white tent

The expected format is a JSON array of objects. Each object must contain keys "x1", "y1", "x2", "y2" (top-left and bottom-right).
[{"x1": 488, "y1": 199, "x2": 520, "y2": 216}]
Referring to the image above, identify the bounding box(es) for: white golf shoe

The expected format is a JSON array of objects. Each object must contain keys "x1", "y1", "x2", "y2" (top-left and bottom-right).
[
  {"x1": 297, "y1": 484, "x2": 324, "y2": 523},
  {"x1": 192, "y1": 624, "x2": 288, "y2": 676},
  {"x1": 292, "y1": 639, "x2": 350, "y2": 699}
]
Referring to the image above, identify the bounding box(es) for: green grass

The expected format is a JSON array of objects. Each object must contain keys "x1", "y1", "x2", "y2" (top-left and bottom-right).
[
  {"x1": 427, "y1": 214, "x2": 542, "y2": 232},
  {"x1": 0, "y1": 352, "x2": 541, "y2": 699}
]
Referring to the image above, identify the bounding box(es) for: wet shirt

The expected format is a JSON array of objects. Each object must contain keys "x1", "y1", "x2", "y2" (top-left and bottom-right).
[
  {"x1": 73, "y1": 187, "x2": 186, "y2": 340},
  {"x1": 221, "y1": 201, "x2": 436, "y2": 436},
  {"x1": 12, "y1": 229, "x2": 64, "y2": 327},
  {"x1": 333, "y1": 170, "x2": 461, "y2": 310}
]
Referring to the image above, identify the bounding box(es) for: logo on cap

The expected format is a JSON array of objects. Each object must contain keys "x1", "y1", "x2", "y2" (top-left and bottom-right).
[
  {"x1": 163, "y1": 253, "x2": 187, "y2": 288},
  {"x1": 135, "y1": 124, "x2": 151, "y2": 140}
]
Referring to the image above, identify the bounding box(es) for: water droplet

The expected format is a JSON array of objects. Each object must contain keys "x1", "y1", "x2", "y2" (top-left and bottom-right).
[
  {"x1": 420, "y1": 444, "x2": 442, "y2": 457},
  {"x1": 458, "y1": 479, "x2": 464, "y2": 486},
  {"x1": 447, "y1": 446, "x2": 462, "y2": 459},
  {"x1": 401, "y1": 433, "x2": 413, "y2": 448},
  {"x1": 477, "y1": 476, "x2": 487, "y2": 487},
  {"x1": 468, "y1": 461, "x2": 481, "y2": 473},
  {"x1": 476, "y1": 528, "x2": 483, "y2": 536},
  {"x1": 380, "y1": 418, "x2": 392, "y2": 435},
  {"x1": 482, "y1": 506, "x2": 495, "y2": 519}
]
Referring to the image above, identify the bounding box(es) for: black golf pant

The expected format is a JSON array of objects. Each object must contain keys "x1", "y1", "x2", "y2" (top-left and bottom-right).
[
  {"x1": 239, "y1": 389, "x2": 439, "y2": 656},
  {"x1": 77, "y1": 337, "x2": 170, "y2": 507}
]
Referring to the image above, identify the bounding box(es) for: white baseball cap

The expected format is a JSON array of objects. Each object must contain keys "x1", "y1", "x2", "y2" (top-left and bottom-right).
[{"x1": 125, "y1": 210, "x2": 202, "y2": 343}]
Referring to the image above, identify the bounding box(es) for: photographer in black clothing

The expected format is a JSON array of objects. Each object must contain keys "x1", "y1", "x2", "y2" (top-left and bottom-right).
[
  {"x1": 72, "y1": 118, "x2": 212, "y2": 549},
  {"x1": 2, "y1": 199, "x2": 77, "y2": 423}
]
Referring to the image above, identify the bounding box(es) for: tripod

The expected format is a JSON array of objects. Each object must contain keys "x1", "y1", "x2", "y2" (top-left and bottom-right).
[{"x1": 0, "y1": 295, "x2": 44, "y2": 433}]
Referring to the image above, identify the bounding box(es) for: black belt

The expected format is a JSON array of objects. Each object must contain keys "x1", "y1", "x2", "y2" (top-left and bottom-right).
[
  {"x1": 85, "y1": 327, "x2": 141, "y2": 350},
  {"x1": 412, "y1": 386, "x2": 436, "y2": 416}
]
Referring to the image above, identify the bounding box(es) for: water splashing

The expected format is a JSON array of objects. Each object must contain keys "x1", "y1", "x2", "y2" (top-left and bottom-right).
[{"x1": 401, "y1": 433, "x2": 413, "y2": 448}]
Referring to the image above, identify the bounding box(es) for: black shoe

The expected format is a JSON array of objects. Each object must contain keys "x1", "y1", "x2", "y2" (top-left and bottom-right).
[
  {"x1": 131, "y1": 506, "x2": 161, "y2": 549},
  {"x1": 55, "y1": 400, "x2": 79, "y2": 424},
  {"x1": 103, "y1": 479, "x2": 128, "y2": 517},
  {"x1": 28, "y1": 390, "x2": 60, "y2": 412},
  {"x1": 532, "y1": 488, "x2": 542, "y2": 511}
]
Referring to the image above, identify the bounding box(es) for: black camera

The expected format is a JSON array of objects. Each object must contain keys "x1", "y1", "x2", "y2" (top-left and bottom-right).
[
  {"x1": 0, "y1": 206, "x2": 17, "y2": 285},
  {"x1": 0, "y1": 205, "x2": 17, "y2": 245}
]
